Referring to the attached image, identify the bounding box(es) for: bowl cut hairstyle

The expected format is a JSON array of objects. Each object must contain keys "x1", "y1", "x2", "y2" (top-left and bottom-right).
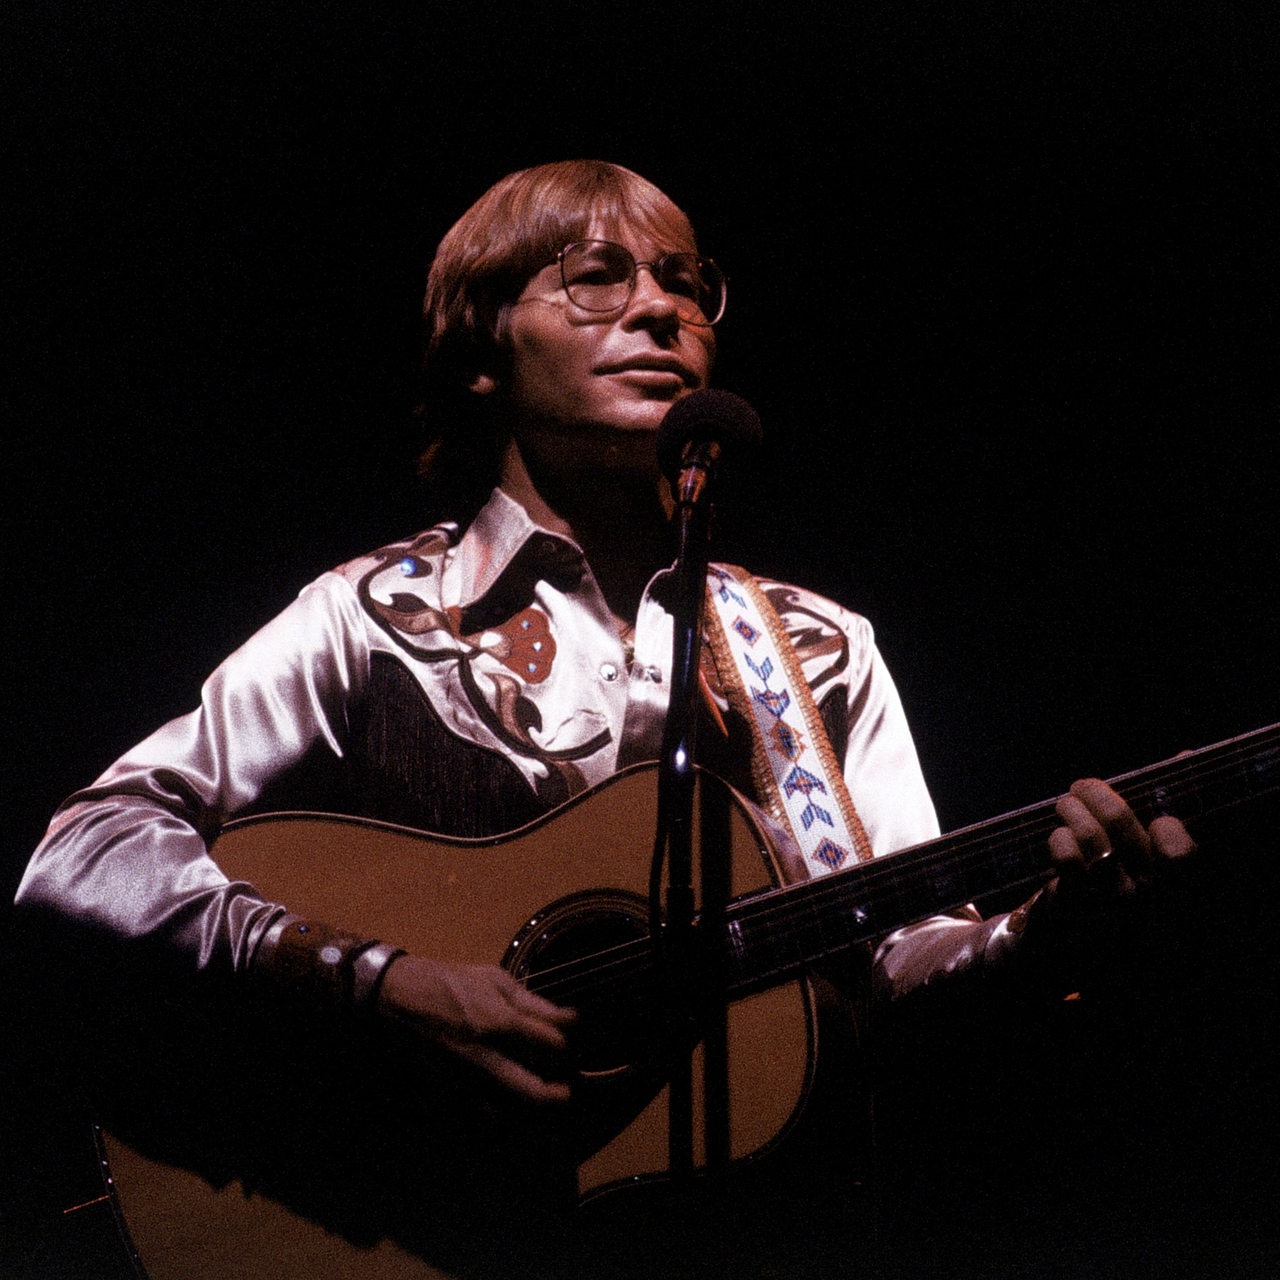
[{"x1": 415, "y1": 160, "x2": 706, "y2": 514}]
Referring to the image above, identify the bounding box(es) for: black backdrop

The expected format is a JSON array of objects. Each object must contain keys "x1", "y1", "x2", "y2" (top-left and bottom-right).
[{"x1": 3, "y1": 2, "x2": 1278, "y2": 1275}]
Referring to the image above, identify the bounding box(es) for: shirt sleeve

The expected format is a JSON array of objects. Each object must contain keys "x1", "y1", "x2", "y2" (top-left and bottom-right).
[
  {"x1": 838, "y1": 633, "x2": 941, "y2": 858},
  {"x1": 824, "y1": 607, "x2": 1030, "y2": 1002},
  {"x1": 14, "y1": 573, "x2": 371, "y2": 975}
]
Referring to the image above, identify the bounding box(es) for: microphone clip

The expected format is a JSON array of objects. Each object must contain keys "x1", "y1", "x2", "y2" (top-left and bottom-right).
[{"x1": 674, "y1": 440, "x2": 724, "y2": 508}]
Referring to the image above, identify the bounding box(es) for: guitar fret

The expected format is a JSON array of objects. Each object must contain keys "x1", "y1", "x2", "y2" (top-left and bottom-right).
[{"x1": 716, "y1": 722, "x2": 1280, "y2": 996}]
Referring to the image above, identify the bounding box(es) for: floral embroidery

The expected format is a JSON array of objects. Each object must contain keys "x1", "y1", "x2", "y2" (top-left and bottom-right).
[
  {"x1": 349, "y1": 527, "x2": 605, "y2": 779},
  {"x1": 761, "y1": 582, "x2": 851, "y2": 689},
  {"x1": 479, "y1": 605, "x2": 556, "y2": 684}
]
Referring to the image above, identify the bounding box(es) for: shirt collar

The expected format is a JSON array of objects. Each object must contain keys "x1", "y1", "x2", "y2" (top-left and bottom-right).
[{"x1": 450, "y1": 486, "x2": 590, "y2": 611}]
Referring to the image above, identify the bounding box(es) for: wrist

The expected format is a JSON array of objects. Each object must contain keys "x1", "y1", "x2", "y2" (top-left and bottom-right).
[{"x1": 254, "y1": 913, "x2": 406, "y2": 1012}]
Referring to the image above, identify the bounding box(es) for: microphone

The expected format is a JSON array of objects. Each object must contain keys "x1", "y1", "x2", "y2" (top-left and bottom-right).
[{"x1": 656, "y1": 389, "x2": 763, "y2": 507}]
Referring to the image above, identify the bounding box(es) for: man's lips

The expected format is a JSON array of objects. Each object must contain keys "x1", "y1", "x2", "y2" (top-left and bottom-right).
[{"x1": 596, "y1": 356, "x2": 699, "y2": 386}]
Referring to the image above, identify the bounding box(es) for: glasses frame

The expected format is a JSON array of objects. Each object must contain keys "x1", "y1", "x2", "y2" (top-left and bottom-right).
[{"x1": 554, "y1": 239, "x2": 727, "y2": 327}]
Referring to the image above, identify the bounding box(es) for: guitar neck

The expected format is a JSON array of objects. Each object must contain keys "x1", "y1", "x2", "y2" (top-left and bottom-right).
[{"x1": 718, "y1": 722, "x2": 1280, "y2": 997}]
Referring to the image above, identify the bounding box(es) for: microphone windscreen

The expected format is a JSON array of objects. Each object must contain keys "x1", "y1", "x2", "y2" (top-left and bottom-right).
[{"x1": 656, "y1": 389, "x2": 763, "y2": 485}]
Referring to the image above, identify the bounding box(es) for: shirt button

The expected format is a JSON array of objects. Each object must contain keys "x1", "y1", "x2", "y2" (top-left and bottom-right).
[{"x1": 600, "y1": 662, "x2": 620, "y2": 682}]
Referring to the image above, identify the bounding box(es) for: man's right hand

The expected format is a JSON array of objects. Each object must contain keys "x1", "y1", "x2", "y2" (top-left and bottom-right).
[{"x1": 376, "y1": 954, "x2": 578, "y2": 1105}]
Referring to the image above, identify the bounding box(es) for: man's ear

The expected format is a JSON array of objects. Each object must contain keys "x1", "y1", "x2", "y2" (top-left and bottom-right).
[{"x1": 467, "y1": 371, "x2": 498, "y2": 396}]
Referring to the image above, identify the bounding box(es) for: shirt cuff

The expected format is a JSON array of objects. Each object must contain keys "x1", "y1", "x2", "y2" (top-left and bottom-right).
[{"x1": 254, "y1": 913, "x2": 406, "y2": 1011}]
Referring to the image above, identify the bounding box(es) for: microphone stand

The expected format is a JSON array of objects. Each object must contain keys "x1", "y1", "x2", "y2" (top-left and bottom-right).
[{"x1": 653, "y1": 447, "x2": 719, "y2": 1191}]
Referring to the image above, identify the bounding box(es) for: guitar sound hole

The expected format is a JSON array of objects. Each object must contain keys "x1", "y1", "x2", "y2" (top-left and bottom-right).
[{"x1": 504, "y1": 889, "x2": 662, "y2": 1076}]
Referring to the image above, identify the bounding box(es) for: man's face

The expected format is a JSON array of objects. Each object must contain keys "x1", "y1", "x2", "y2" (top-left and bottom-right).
[{"x1": 496, "y1": 218, "x2": 716, "y2": 478}]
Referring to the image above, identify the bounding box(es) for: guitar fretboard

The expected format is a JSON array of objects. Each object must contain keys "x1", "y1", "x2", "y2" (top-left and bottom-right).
[{"x1": 718, "y1": 722, "x2": 1280, "y2": 995}]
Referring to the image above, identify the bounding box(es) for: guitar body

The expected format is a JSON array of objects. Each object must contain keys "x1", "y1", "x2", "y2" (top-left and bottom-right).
[
  {"x1": 97, "y1": 766, "x2": 824, "y2": 1279},
  {"x1": 79, "y1": 722, "x2": 1280, "y2": 1276}
]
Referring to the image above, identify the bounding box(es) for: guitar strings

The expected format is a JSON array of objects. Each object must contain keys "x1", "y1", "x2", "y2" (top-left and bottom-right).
[
  {"x1": 522, "y1": 729, "x2": 1280, "y2": 1011},
  {"x1": 525, "y1": 731, "x2": 1279, "y2": 1005},
  {"x1": 728, "y1": 730, "x2": 1280, "y2": 971}
]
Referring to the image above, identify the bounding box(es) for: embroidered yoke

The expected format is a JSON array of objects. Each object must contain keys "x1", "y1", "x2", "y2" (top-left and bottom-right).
[{"x1": 18, "y1": 486, "x2": 941, "y2": 983}]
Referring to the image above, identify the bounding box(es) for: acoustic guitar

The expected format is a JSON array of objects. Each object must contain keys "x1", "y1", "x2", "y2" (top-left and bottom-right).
[{"x1": 82, "y1": 723, "x2": 1279, "y2": 1278}]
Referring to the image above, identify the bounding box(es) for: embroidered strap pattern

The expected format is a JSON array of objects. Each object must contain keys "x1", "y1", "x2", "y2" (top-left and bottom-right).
[{"x1": 704, "y1": 565, "x2": 874, "y2": 875}]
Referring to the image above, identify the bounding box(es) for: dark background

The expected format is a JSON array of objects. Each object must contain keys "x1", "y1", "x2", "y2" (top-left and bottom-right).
[{"x1": 3, "y1": 2, "x2": 1278, "y2": 1276}]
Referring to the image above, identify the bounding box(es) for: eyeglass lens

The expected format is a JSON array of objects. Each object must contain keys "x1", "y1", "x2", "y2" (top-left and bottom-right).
[{"x1": 560, "y1": 241, "x2": 725, "y2": 325}]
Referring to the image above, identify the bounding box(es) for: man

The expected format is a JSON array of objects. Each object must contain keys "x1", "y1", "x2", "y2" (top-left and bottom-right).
[{"x1": 15, "y1": 160, "x2": 1195, "y2": 1276}]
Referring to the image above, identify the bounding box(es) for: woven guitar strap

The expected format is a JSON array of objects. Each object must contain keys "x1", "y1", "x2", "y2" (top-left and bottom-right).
[{"x1": 702, "y1": 564, "x2": 875, "y2": 875}]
